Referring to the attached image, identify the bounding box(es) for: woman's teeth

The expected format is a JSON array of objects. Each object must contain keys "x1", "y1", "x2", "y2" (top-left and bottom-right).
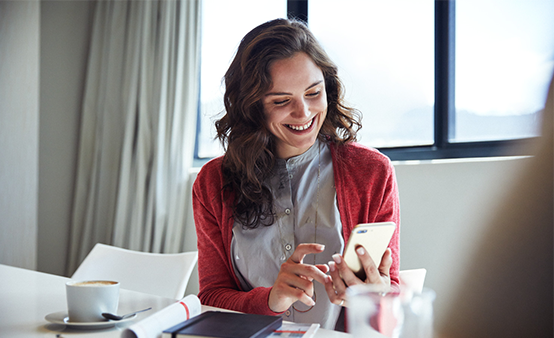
[{"x1": 287, "y1": 118, "x2": 313, "y2": 131}]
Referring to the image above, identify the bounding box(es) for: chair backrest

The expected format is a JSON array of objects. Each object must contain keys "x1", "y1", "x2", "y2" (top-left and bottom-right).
[
  {"x1": 399, "y1": 268, "x2": 427, "y2": 293},
  {"x1": 71, "y1": 243, "x2": 198, "y2": 300}
]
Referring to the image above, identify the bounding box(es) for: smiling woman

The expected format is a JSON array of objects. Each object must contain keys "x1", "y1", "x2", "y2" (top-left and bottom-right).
[
  {"x1": 192, "y1": 18, "x2": 401, "y2": 330},
  {"x1": 215, "y1": 18, "x2": 361, "y2": 229}
]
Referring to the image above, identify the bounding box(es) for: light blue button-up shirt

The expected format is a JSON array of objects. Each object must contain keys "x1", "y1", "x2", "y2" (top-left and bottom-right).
[{"x1": 231, "y1": 140, "x2": 344, "y2": 329}]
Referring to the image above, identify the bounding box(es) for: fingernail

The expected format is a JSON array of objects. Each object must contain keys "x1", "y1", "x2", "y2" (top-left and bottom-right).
[
  {"x1": 332, "y1": 254, "x2": 342, "y2": 264},
  {"x1": 328, "y1": 261, "x2": 335, "y2": 272},
  {"x1": 356, "y1": 246, "x2": 365, "y2": 255},
  {"x1": 317, "y1": 244, "x2": 325, "y2": 251}
]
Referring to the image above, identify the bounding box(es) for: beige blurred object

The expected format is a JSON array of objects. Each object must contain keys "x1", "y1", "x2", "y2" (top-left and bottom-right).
[
  {"x1": 72, "y1": 243, "x2": 198, "y2": 300},
  {"x1": 437, "y1": 76, "x2": 553, "y2": 338},
  {"x1": 400, "y1": 268, "x2": 427, "y2": 294}
]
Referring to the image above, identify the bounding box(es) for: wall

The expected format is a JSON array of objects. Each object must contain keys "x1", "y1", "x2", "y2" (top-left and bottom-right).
[
  {"x1": 0, "y1": 0, "x2": 40, "y2": 270},
  {"x1": 38, "y1": 0, "x2": 94, "y2": 276},
  {"x1": 394, "y1": 156, "x2": 529, "y2": 323}
]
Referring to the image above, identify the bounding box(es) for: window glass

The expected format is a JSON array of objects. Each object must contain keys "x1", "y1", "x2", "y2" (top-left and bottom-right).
[
  {"x1": 454, "y1": 0, "x2": 554, "y2": 142},
  {"x1": 197, "y1": 0, "x2": 287, "y2": 158},
  {"x1": 309, "y1": 0, "x2": 435, "y2": 148}
]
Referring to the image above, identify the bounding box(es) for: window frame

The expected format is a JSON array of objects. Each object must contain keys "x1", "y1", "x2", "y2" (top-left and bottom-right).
[
  {"x1": 381, "y1": 0, "x2": 539, "y2": 160},
  {"x1": 194, "y1": 0, "x2": 541, "y2": 164}
]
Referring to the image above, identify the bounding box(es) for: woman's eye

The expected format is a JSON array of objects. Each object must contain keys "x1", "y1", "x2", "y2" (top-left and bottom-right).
[
  {"x1": 306, "y1": 91, "x2": 320, "y2": 97},
  {"x1": 274, "y1": 99, "x2": 289, "y2": 105}
]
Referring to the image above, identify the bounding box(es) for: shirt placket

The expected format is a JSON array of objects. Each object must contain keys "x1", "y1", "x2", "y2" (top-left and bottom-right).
[
  {"x1": 281, "y1": 162, "x2": 299, "y2": 319},
  {"x1": 280, "y1": 164, "x2": 295, "y2": 263}
]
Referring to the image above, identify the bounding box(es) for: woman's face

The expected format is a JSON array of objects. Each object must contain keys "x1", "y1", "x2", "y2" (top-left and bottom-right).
[{"x1": 262, "y1": 52, "x2": 328, "y2": 159}]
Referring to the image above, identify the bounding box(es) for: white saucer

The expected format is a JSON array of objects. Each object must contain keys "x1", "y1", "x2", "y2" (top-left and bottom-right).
[{"x1": 45, "y1": 311, "x2": 137, "y2": 329}]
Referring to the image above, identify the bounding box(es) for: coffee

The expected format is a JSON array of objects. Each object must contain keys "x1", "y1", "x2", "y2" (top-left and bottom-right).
[{"x1": 72, "y1": 281, "x2": 118, "y2": 287}]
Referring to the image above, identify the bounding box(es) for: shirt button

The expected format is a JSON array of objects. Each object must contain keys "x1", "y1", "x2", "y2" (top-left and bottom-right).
[
  {"x1": 288, "y1": 174, "x2": 293, "y2": 179},
  {"x1": 285, "y1": 244, "x2": 292, "y2": 251},
  {"x1": 285, "y1": 310, "x2": 291, "y2": 316},
  {"x1": 281, "y1": 255, "x2": 286, "y2": 261},
  {"x1": 284, "y1": 208, "x2": 291, "y2": 215}
]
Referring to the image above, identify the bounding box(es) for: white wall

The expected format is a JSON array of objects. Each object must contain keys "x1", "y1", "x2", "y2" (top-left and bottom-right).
[
  {"x1": 0, "y1": 0, "x2": 536, "y2": 324},
  {"x1": 394, "y1": 156, "x2": 529, "y2": 323},
  {"x1": 0, "y1": 0, "x2": 40, "y2": 270}
]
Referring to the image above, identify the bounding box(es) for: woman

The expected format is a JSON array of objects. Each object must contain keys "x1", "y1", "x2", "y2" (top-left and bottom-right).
[{"x1": 192, "y1": 18, "x2": 400, "y2": 330}]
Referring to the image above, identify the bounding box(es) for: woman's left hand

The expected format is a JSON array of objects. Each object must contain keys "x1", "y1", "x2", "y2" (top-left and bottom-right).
[{"x1": 323, "y1": 246, "x2": 392, "y2": 306}]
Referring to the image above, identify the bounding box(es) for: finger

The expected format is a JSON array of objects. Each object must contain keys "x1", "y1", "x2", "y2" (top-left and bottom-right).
[
  {"x1": 296, "y1": 288, "x2": 316, "y2": 307},
  {"x1": 299, "y1": 274, "x2": 313, "y2": 283},
  {"x1": 316, "y1": 264, "x2": 329, "y2": 274},
  {"x1": 290, "y1": 262, "x2": 332, "y2": 286},
  {"x1": 278, "y1": 269, "x2": 316, "y2": 297},
  {"x1": 289, "y1": 243, "x2": 325, "y2": 264},
  {"x1": 332, "y1": 253, "x2": 363, "y2": 286},
  {"x1": 268, "y1": 284, "x2": 315, "y2": 312},
  {"x1": 291, "y1": 274, "x2": 317, "y2": 299},
  {"x1": 280, "y1": 258, "x2": 331, "y2": 289},
  {"x1": 269, "y1": 272, "x2": 315, "y2": 312},
  {"x1": 326, "y1": 260, "x2": 347, "y2": 305},
  {"x1": 355, "y1": 246, "x2": 381, "y2": 284},
  {"x1": 378, "y1": 248, "x2": 392, "y2": 277}
]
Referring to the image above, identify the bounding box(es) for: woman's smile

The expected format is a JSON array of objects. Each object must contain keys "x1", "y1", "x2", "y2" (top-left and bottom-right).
[{"x1": 286, "y1": 117, "x2": 315, "y2": 132}]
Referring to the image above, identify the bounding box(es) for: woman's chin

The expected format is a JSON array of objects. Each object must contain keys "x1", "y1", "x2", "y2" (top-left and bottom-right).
[{"x1": 278, "y1": 137, "x2": 319, "y2": 158}]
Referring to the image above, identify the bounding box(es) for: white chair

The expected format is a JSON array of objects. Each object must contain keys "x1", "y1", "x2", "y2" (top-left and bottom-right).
[
  {"x1": 399, "y1": 268, "x2": 427, "y2": 293},
  {"x1": 71, "y1": 243, "x2": 198, "y2": 300}
]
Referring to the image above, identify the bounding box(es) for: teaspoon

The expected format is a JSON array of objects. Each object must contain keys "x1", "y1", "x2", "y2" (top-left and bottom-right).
[{"x1": 102, "y1": 307, "x2": 152, "y2": 321}]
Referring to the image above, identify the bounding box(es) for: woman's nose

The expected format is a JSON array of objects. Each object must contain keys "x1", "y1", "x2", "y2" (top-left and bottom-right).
[{"x1": 292, "y1": 99, "x2": 310, "y2": 118}]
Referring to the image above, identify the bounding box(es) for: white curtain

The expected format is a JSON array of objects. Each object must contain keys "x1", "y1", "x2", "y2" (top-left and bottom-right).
[{"x1": 67, "y1": 0, "x2": 201, "y2": 275}]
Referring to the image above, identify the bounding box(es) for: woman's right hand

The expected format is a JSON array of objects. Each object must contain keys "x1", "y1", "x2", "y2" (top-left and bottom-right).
[{"x1": 268, "y1": 243, "x2": 332, "y2": 313}]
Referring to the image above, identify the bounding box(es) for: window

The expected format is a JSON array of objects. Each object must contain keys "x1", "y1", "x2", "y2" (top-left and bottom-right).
[
  {"x1": 454, "y1": 0, "x2": 554, "y2": 143},
  {"x1": 309, "y1": 0, "x2": 434, "y2": 148},
  {"x1": 196, "y1": 0, "x2": 554, "y2": 162},
  {"x1": 197, "y1": 0, "x2": 286, "y2": 159}
]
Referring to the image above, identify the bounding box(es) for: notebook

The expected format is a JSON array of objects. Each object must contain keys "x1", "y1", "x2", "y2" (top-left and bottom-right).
[{"x1": 162, "y1": 311, "x2": 283, "y2": 338}]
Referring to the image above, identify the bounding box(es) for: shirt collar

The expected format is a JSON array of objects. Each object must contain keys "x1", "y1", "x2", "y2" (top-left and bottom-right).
[{"x1": 275, "y1": 140, "x2": 321, "y2": 171}]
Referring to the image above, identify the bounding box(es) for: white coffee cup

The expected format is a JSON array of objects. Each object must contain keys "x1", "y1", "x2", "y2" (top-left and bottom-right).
[{"x1": 66, "y1": 280, "x2": 120, "y2": 322}]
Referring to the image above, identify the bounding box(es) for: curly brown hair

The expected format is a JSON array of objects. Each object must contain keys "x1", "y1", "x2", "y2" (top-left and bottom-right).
[{"x1": 215, "y1": 18, "x2": 361, "y2": 229}]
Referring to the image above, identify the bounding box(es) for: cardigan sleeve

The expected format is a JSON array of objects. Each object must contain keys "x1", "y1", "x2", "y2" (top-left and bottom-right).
[
  {"x1": 192, "y1": 158, "x2": 281, "y2": 316},
  {"x1": 378, "y1": 159, "x2": 401, "y2": 293},
  {"x1": 331, "y1": 143, "x2": 401, "y2": 292}
]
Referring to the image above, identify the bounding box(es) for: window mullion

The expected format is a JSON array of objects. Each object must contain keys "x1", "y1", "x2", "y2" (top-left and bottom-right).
[
  {"x1": 287, "y1": 0, "x2": 308, "y2": 23},
  {"x1": 434, "y1": 0, "x2": 455, "y2": 149}
]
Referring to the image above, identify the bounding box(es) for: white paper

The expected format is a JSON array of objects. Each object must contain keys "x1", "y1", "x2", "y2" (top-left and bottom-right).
[{"x1": 121, "y1": 294, "x2": 201, "y2": 338}]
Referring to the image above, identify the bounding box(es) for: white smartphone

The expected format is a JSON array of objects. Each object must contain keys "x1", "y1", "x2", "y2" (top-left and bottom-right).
[{"x1": 342, "y1": 222, "x2": 396, "y2": 280}]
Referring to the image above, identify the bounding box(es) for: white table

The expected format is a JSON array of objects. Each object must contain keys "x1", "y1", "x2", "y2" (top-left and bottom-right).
[{"x1": 0, "y1": 264, "x2": 354, "y2": 337}]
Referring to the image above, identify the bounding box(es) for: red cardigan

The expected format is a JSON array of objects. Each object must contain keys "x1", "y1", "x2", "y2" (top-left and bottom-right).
[{"x1": 192, "y1": 142, "x2": 401, "y2": 316}]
